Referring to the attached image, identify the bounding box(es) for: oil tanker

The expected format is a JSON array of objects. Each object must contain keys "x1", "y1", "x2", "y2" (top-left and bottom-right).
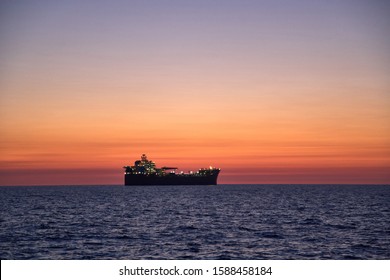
[{"x1": 123, "y1": 154, "x2": 220, "y2": 185}]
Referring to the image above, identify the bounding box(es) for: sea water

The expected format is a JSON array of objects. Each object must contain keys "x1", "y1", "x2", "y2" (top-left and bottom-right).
[{"x1": 0, "y1": 184, "x2": 389, "y2": 259}]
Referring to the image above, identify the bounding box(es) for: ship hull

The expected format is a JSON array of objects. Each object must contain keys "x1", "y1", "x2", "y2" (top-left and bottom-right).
[{"x1": 124, "y1": 171, "x2": 220, "y2": 186}]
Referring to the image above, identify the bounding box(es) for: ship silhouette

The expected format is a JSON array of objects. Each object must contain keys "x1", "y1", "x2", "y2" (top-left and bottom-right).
[{"x1": 123, "y1": 154, "x2": 220, "y2": 185}]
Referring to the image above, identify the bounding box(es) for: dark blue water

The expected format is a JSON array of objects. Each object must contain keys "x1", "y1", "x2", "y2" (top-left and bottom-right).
[{"x1": 0, "y1": 184, "x2": 389, "y2": 259}]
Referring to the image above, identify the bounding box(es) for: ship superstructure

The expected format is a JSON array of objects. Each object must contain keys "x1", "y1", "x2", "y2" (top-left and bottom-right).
[{"x1": 123, "y1": 154, "x2": 220, "y2": 185}]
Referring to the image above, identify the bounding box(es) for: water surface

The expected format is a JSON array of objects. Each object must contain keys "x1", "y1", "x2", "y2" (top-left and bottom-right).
[{"x1": 1, "y1": 184, "x2": 389, "y2": 259}]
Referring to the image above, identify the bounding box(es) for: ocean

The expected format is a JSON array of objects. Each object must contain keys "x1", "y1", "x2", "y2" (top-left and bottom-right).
[{"x1": 0, "y1": 184, "x2": 389, "y2": 259}]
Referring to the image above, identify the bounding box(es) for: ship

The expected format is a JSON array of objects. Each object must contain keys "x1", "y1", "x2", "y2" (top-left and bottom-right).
[{"x1": 123, "y1": 154, "x2": 220, "y2": 185}]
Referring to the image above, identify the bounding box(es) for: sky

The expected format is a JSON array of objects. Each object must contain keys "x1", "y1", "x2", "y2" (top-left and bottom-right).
[{"x1": 0, "y1": 0, "x2": 389, "y2": 185}]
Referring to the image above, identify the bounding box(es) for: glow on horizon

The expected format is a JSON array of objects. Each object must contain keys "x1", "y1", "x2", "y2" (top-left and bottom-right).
[{"x1": 0, "y1": 0, "x2": 389, "y2": 185}]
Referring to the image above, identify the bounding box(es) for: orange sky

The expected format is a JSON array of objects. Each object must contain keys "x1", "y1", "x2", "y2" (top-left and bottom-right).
[{"x1": 1, "y1": 1, "x2": 389, "y2": 185}]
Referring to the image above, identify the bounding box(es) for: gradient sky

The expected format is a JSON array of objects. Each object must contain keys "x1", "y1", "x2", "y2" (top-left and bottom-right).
[{"x1": 1, "y1": 0, "x2": 389, "y2": 185}]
